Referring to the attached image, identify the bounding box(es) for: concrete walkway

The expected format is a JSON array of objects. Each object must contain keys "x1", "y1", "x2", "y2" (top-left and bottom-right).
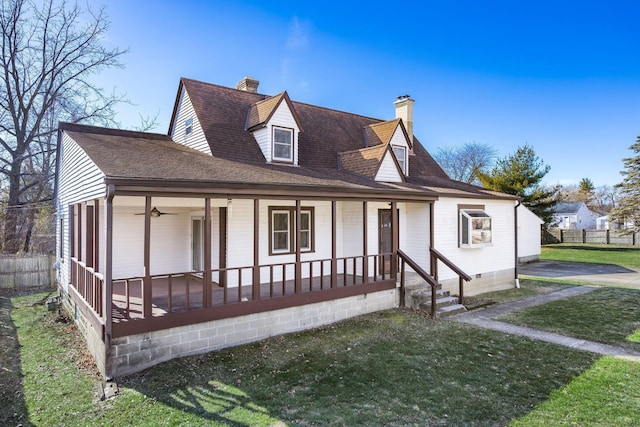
[{"x1": 451, "y1": 286, "x2": 640, "y2": 359}]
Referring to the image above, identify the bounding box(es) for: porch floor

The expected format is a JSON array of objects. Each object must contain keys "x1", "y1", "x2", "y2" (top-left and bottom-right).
[{"x1": 112, "y1": 272, "x2": 391, "y2": 321}]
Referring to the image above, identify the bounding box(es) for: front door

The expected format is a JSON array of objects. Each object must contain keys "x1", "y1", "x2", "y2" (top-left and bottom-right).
[{"x1": 379, "y1": 210, "x2": 392, "y2": 274}]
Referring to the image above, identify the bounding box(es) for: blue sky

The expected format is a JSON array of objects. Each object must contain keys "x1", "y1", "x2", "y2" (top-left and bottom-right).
[{"x1": 92, "y1": 0, "x2": 640, "y2": 187}]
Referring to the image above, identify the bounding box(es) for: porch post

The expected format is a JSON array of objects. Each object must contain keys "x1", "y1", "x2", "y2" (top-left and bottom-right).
[
  {"x1": 204, "y1": 198, "x2": 212, "y2": 307},
  {"x1": 253, "y1": 199, "x2": 261, "y2": 300},
  {"x1": 69, "y1": 204, "x2": 75, "y2": 259},
  {"x1": 391, "y1": 201, "x2": 398, "y2": 280},
  {"x1": 143, "y1": 196, "x2": 152, "y2": 318},
  {"x1": 86, "y1": 205, "x2": 94, "y2": 268},
  {"x1": 331, "y1": 200, "x2": 337, "y2": 288},
  {"x1": 94, "y1": 200, "x2": 100, "y2": 272},
  {"x1": 77, "y1": 203, "x2": 83, "y2": 262},
  {"x1": 295, "y1": 200, "x2": 302, "y2": 293},
  {"x1": 103, "y1": 185, "x2": 114, "y2": 372},
  {"x1": 362, "y1": 201, "x2": 368, "y2": 282}
]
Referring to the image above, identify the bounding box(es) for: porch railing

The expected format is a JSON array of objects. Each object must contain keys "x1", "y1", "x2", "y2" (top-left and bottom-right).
[
  {"x1": 430, "y1": 247, "x2": 472, "y2": 304},
  {"x1": 111, "y1": 253, "x2": 393, "y2": 321},
  {"x1": 398, "y1": 249, "x2": 439, "y2": 317},
  {"x1": 70, "y1": 257, "x2": 104, "y2": 317},
  {"x1": 398, "y1": 249, "x2": 472, "y2": 319}
]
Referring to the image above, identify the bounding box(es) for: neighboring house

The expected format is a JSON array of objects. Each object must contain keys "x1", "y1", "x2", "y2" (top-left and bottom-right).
[
  {"x1": 55, "y1": 76, "x2": 520, "y2": 377},
  {"x1": 596, "y1": 214, "x2": 634, "y2": 231},
  {"x1": 517, "y1": 205, "x2": 543, "y2": 263},
  {"x1": 552, "y1": 202, "x2": 598, "y2": 229}
]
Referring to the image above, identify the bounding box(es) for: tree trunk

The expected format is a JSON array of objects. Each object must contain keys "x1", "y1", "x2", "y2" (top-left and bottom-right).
[{"x1": 3, "y1": 159, "x2": 23, "y2": 254}]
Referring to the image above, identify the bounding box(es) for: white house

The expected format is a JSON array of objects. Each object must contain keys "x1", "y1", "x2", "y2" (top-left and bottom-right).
[
  {"x1": 552, "y1": 202, "x2": 598, "y2": 229},
  {"x1": 55, "y1": 76, "x2": 520, "y2": 377}
]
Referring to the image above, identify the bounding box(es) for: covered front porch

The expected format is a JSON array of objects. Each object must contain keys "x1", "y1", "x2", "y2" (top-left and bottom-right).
[{"x1": 65, "y1": 184, "x2": 438, "y2": 345}]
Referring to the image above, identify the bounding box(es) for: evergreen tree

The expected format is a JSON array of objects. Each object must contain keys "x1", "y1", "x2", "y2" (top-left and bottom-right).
[
  {"x1": 578, "y1": 178, "x2": 596, "y2": 208},
  {"x1": 610, "y1": 138, "x2": 640, "y2": 233},
  {"x1": 476, "y1": 144, "x2": 557, "y2": 225}
]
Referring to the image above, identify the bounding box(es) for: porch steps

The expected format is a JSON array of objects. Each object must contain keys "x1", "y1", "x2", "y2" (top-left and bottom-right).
[{"x1": 406, "y1": 283, "x2": 467, "y2": 318}]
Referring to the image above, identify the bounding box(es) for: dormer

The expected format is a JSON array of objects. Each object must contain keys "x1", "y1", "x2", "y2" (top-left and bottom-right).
[
  {"x1": 338, "y1": 118, "x2": 413, "y2": 182},
  {"x1": 246, "y1": 91, "x2": 303, "y2": 165}
]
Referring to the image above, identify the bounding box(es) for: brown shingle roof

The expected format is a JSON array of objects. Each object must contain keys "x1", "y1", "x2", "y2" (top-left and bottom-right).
[
  {"x1": 338, "y1": 144, "x2": 388, "y2": 179},
  {"x1": 176, "y1": 78, "x2": 443, "y2": 176},
  {"x1": 58, "y1": 123, "x2": 434, "y2": 198},
  {"x1": 245, "y1": 91, "x2": 303, "y2": 132},
  {"x1": 364, "y1": 119, "x2": 403, "y2": 147},
  {"x1": 58, "y1": 78, "x2": 517, "y2": 201}
]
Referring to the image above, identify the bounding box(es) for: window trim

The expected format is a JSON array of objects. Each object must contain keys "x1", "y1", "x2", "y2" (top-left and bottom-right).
[
  {"x1": 272, "y1": 126, "x2": 294, "y2": 163},
  {"x1": 458, "y1": 204, "x2": 492, "y2": 248},
  {"x1": 268, "y1": 206, "x2": 315, "y2": 255},
  {"x1": 391, "y1": 144, "x2": 407, "y2": 175},
  {"x1": 185, "y1": 117, "x2": 193, "y2": 135}
]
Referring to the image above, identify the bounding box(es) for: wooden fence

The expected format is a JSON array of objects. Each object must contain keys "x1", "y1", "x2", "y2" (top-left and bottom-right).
[
  {"x1": 0, "y1": 254, "x2": 56, "y2": 291},
  {"x1": 543, "y1": 229, "x2": 639, "y2": 246}
]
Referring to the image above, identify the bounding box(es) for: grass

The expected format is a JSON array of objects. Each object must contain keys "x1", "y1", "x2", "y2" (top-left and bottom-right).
[
  {"x1": 467, "y1": 278, "x2": 573, "y2": 304},
  {"x1": 509, "y1": 356, "x2": 640, "y2": 426},
  {"x1": 541, "y1": 243, "x2": 640, "y2": 270},
  {"x1": 499, "y1": 287, "x2": 640, "y2": 351},
  {"x1": 0, "y1": 289, "x2": 607, "y2": 427}
]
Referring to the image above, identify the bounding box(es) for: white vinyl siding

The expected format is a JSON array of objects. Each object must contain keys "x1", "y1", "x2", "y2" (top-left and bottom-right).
[
  {"x1": 517, "y1": 205, "x2": 543, "y2": 262},
  {"x1": 432, "y1": 197, "x2": 515, "y2": 290},
  {"x1": 375, "y1": 151, "x2": 403, "y2": 182},
  {"x1": 170, "y1": 87, "x2": 211, "y2": 155},
  {"x1": 111, "y1": 206, "x2": 191, "y2": 279},
  {"x1": 402, "y1": 203, "x2": 431, "y2": 273},
  {"x1": 56, "y1": 133, "x2": 107, "y2": 289}
]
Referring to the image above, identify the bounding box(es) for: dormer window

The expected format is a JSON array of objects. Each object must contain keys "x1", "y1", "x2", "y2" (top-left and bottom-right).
[
  {"x1": 392, "y1": 145, "x2": 407, "y2": 175},
  {"x1": 185, "y1": 118, "x2": 193, "y2": 136},
  {"x1": 273, "y1": 127, "x2": 293, "y2": 163}
]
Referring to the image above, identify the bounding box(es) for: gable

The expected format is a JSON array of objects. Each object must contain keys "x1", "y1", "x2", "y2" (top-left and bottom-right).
[
  {"x1": 170, "y1": 86, "x2": 211, "y2": 155},
  {"x1": 374, "y1": 150, "x2": 404, "y2": 183},
  {"x1": 56, "y1": 131, "x2": 106, "y2": 206}
]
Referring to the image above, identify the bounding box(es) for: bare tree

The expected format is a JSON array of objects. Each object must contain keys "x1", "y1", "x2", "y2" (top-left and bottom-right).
[
  {"x1": 433, "y1": 142, "x2": 497, "y2": 184},
  {"x1": 0, "y1": 0, "x2": 127, "y2": 253}
]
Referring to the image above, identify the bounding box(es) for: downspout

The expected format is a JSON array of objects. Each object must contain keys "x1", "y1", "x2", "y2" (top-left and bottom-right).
[
  {"x1": 514, "y1": 200, "x2": 521, "y2": 289},
  {"x1": 104, "y1": 184, "x2": 115, "y2": 379}
]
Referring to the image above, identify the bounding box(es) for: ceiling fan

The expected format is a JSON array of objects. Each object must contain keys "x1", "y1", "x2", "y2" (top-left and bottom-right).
[{"x1": 134, "y1": 207, "x2": 177, "y2": 218}]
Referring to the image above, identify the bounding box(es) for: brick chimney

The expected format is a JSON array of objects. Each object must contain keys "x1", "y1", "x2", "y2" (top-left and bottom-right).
[
  {"x1": 394, "y1": 95, "x2": 414, "y2": 151},
  {"x1": 236, "y1": 76, "x2": 259, "y2": 93}
]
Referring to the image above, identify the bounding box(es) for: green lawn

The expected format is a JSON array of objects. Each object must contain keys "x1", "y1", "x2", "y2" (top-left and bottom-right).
[
  {"x1": 3, "y1": 286, "x2": 637, "y2": 426},
  {"x1": 1, "y1": 290, "x2": 606, "y2": 426},
  {"x1": 542, "y1": 244, "x2": 640, "y2": 270},
  {"x1": 499, "y1": 287, "x2": 640, "y2": 352}
]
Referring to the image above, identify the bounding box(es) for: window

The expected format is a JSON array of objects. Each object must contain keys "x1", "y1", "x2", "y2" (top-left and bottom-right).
[
  {"x1": 460, "y1": 209, "x2": 492, "y2": 247},
  {"x1": 269, "y1": 206, "x2": 314, "y2": 254},
  {"x1": 185, "y1": 118, "x2": 193, "y2": 135},
  {"x1": 273, "y1": 127, "x2": 293, "y2": 162},
  {"x1": 272, "y1": 210, "x2": 290, "y2": 253},
  {"x1": 392, "y1": 145, "x2": 407, "y2": 174}
]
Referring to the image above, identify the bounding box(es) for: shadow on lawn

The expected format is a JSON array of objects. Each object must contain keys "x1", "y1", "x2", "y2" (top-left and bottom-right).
[
  {"x1": 121, "y1": 365, "x2": 284, "y2": 426},
  {"x1": 0, "y1": 295, "x2": 30, "y2": 426}
]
